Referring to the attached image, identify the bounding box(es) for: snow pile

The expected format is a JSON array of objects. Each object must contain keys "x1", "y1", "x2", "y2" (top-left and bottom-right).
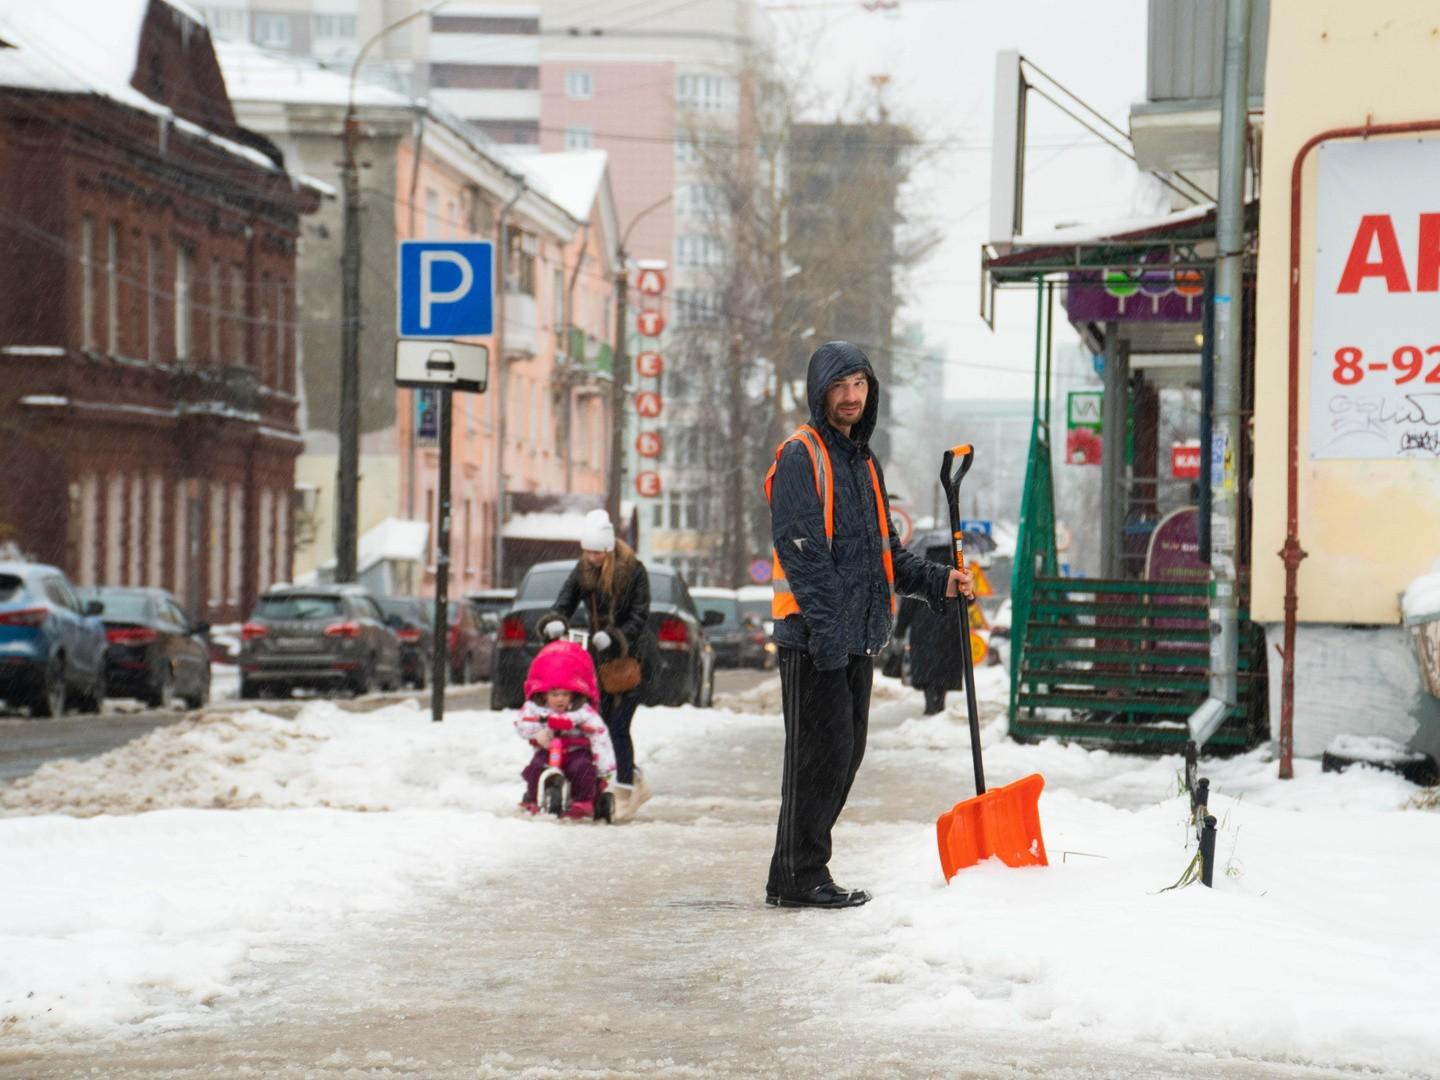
[
  {"x1": 1327, "y1": 732, "x2": 1429, "y2": 764},
  {"x1": 1402, "y1": 558, "x2": 1440, "y2": 622}
]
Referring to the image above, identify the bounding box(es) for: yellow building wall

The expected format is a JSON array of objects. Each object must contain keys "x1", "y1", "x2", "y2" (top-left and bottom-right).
[
  {"x1": 1252, "y1": 0, "x2": 1440, "y2": 624},
  {"x1": 289, "y1": 444, "x2": 402, "y2": 582}
]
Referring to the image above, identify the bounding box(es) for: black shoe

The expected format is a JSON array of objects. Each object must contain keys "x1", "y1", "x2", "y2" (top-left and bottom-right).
[{"x1": 765, "y1": 882, "x2": 872, "y2": 909}]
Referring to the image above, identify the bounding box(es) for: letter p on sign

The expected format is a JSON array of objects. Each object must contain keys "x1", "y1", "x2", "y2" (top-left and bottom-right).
[{"x1": 398, "y1": 241, "x2": 495, "y2": 338}]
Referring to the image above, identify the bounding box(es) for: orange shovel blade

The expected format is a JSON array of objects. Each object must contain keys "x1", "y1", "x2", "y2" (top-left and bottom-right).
[{"x1": 936, "y1": 773, "x2": 1048, "y2": 882}]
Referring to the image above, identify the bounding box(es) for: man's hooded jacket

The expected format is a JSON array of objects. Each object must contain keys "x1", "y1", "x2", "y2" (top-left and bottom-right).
[{"x1": 770, "y1": 341, "x2": 950, "y2": 671}]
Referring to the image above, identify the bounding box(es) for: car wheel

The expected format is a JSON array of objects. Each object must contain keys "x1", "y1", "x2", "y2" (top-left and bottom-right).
[
  {"x1": 146, "y1": 665, "x2": 176, "y2": 711},
  {"x1": 349, "y1": 657, "x2": 373, "y2": 697},
  {"x1": 80, "y1": 667, "x2": 106, "y2": 714},
  {"x1": 184, "y1": 671, "x2": 211, "y2": 710},
  {"x1": 702, "y1": 665, "x2": 715, "y2": 708},
  {"x1": 31, "y1": 657, "x2": 66, "y2": 718},
  {"x1": 240, "y1": 679, "x2": 260, "y2": 700},
  {"x1": 461, "y1": 654, "x2": 476, "y2": 686},
  {"x1": 411, "y1": 662, "x2": 428, "y2": 690}
]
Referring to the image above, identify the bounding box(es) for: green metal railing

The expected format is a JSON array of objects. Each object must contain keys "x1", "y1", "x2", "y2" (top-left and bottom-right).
[{"x1": 1007, "y1": 418, "x2": 1058, "y2": 726}]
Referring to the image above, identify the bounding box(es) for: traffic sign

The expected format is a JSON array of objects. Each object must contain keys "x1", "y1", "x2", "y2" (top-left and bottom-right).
[
  {"x1": 397, "y1": 240, "x2": 494, "y2": 338},
  {"x1": 636, "y1": 471, "x2": 662, "y2": 497},
  {"x1": 395, "y1": 339, "x2": 489, "y2": 394},
  {"x1": 636, "y1": 431, "x2": 663, "y2": 458},
  {"x1": 635, "y1": 391, "x2": 663, "y2": 418},
  {"x1": 636, "y1": 310, "x2": 665, "y2": 337},
  {"x1": 636, "y1": 351, "x2": 664, "y2": 378},
  {"x1": 959, "y1": 518, "x2": 992, "y2": 537},
  {"x1": 748, "y1": 558, "x2": 773, "y2": 585},
  {"x1": 891, "y1": 504, "x2": 913, "y2": 546},
  {"x1": 636, "y1": 268, "x2": 666, "y2": 295}
]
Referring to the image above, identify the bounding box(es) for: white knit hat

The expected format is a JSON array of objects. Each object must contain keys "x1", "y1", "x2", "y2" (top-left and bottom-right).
[{"x1": 579, "y1": 509, "x2": 616, "y2": 553}]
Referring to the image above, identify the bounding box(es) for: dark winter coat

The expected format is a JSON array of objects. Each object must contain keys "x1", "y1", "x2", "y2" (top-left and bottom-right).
[
  {"x1": 770, "y1": 341, "x2": 950, "y2": 672},
  {"x1": 551, "y1": 541, "x2": 656, "y2": 696},
  {"x1": 892, "y1": 544, "x2": 965, "y2": 691}
]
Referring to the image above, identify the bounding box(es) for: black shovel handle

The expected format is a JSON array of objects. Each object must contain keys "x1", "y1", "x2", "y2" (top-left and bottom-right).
[{"x1": 940, "y1": 444, "x2": 985, "y2": 795}]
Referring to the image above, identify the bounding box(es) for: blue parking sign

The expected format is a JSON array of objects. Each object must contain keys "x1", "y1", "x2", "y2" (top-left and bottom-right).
[
  {"x1": 397, "y1": 241, "x2": 495, "y2": 338},
  {"x1": 959, "y1": 518, "x2": 992, "y2": 537}
]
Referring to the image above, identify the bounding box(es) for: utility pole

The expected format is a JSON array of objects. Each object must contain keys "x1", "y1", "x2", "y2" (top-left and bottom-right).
[
  {"x1": 1187, "y1": 0, "x2": 1250, "y2": 755},
  {"x1": 430, "y1": 389, "x2": 451, "y2": 722},
  {"x1": 336, "y1": 2, "x2": 443, "y2": 583},
  {"x1": 337, "y1": 111, "x2": 361, "y2": 583}
]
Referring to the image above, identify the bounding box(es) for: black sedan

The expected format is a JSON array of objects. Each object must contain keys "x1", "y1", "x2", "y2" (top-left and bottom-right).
[
  {"x1": 79, "y1": 586, "x2": 211, "y2": 710},
  {"x1": 375, "y1": 596, "x2": 434, "y2": 689},
  {"x1": 490, "y1": 560, "x2": 717, "y2": 710}
]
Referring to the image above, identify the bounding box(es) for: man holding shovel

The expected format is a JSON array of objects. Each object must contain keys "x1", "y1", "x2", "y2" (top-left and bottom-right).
[{"x1": 764, "y1": 341, "x2": 975, "y2": 909}]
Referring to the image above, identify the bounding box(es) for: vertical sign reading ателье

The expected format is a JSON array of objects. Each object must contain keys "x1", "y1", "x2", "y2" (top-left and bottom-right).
[{"x1": 1311, "y1": 139, "x2": 1440, "y2": 459}]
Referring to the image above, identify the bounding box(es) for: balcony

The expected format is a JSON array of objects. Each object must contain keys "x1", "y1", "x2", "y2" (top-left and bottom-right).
[
  {"x1": 503, "y1": 291, "x2": 538, "y2": 358},
  {"x1": 169, "y1": 363, "x2": 261, "y2": 419}
]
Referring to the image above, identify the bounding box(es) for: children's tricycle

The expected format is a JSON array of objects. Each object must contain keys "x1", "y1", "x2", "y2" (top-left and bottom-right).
[{"x1": 536, "y1": 733, "x2": 615, "y2": 822}]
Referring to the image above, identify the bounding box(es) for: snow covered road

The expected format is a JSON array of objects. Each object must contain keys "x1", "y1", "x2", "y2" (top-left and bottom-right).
[{"x1": 2, "y1": 672, "x2": 1437, "y2": 1078}]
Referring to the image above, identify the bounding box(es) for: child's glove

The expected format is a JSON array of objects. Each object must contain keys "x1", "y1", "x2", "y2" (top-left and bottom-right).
[
  {"x1": 541, "y1": 618, "x2": 566, "y2": 641},
  {"x1": 546, "y1": 715, "x2": 573, "y2": 732}
]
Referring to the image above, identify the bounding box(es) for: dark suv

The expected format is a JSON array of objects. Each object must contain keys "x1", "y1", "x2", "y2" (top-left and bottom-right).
[{"x1": 239, "y1": 585, "x2": 403, "y2": 699}]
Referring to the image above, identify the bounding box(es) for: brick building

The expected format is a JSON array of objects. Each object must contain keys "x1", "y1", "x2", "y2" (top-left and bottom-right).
[{"x1": 0, "y1": 0, "x2": 319, "y2": 622}]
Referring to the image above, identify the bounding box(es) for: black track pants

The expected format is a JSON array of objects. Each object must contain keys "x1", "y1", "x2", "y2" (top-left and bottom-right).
[{"x1": 767, "y1": 647, "x2": 873, "y2": 896}]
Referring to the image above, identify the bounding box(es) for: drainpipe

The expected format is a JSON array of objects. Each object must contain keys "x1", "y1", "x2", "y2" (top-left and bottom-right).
[
  {"x1": 561, "y1": 227, "x2": 591, "y2": 493},
  {"x1": 1187, "y1": 0, "x2": 1250, "y2": 749},
  {"x1": 492, "y1": 179, "x2": 525, "y2": 587}
]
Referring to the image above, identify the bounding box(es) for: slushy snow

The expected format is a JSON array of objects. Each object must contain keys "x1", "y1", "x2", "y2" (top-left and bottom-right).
[{"x1": 2, "y1": 683, "x2": 1438, "y2": 1075}]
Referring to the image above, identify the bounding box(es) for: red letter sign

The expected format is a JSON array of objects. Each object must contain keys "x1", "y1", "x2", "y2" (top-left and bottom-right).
[
  {"x1": 636, "y1": 268, "x2": 666, "y2": 296},
  {"x1": 635, "y1": 471, "x2": 662, "y2": 497},
  {"x1": 636, "y1": 310, "x2": 665, "y2": 337},
  {"x1": 635, "y1": 391, "x2": 663, "y2": 418},
  {"x1": 636, "y1": 351, "x2": 664, "y2": 378},
  {"x1": 1337, "y1": 214, "x2": 1411, "y2": 293},
  {"x1": 636, "y1": 431, "x2": 663, "y2": 458}
]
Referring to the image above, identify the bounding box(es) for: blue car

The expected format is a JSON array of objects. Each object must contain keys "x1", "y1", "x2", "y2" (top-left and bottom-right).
[{"x1": 0, "y1": 562, "x2": 108, "y2": 717}]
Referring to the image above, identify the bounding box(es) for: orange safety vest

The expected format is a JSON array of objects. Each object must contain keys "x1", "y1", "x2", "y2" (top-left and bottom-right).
[{"x1": 763, "y1": 424, "x2": 896, "y2": 621}]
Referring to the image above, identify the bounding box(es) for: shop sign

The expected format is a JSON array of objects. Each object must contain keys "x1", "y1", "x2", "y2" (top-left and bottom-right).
[
  {"x1": 636, "y1": 351, "x2": 664, "y2": 378},
  {"x1": 635, "y1": 471, "x2": 662, "y2": 498},
  {"x1": 636, "y1": 431, "x2": 663, "y2": 458},
  {"x1": 635, "y1": 391, "x2": 663, "y2": 418},
  {"x1": 1171, "y1": 443, "x2": 1201, "y2": 479},
  {"x1": 637, "y1": 310, "x2": 665, "y2": 337}
]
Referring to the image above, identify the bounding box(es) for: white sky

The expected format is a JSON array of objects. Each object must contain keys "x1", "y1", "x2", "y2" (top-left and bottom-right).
[{"x1": 761, "y1": 0, "x2": 1165, "y2": 399}]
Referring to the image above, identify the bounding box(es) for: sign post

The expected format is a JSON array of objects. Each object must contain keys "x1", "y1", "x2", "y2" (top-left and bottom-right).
[{"x1": 396, "y1": 240, "x2": 494, "y2": 723}]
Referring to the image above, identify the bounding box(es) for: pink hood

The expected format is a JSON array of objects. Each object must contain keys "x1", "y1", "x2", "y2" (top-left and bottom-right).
[{"x1": 523, "y1": 641, "x2": 599, "y2": 706}]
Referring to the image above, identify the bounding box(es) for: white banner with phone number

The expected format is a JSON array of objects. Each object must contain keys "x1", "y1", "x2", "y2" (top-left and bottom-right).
[{"x1": 1311, "y1": 138, "x2": 1440, "y2": 459}]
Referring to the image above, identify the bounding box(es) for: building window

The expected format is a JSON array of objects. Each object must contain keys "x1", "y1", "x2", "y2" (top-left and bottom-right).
[
  {"x1": 676, "y1": 74, "x2": 734, "y2": 111},
  {"x1": 228, "y1": 484, "x2": 243, "y2": 606},
  {"x1": 128, "y1": 475, "x2": 143, "y2": 586},
  {"x1": 472, "y1": 119, "x2": 539, "y2": 145},
  {"x1": 175, "y1": 245, "x2": 193, "y2": 360},
  {"x1": 275, "y1": 493, "x2": 289, "y2": 584},
  {"x1": 252, "y1": 13, "x2": 290, "y2": 48},
  {"x1": 425, "y1": 188, "x2": 441, "y2": 238},
  {"x1": 276, "y1": 280, "x2": 289, "y2": 390},
  {"x1": 147, "y1": 237, "x2": 161, "y2": 361},
  {"x1": 431, "y1": 15, "x2": 538, "y2": 34},
  {"x1": 203, "y1": 7, "x2": 248, "y2": 38},
  {"x1": 209, "y1": 484, "x2": 224, "y2": 608},
  {"x1": 80, "y1": 474, "x2": 99, "y2": 586},
  {"x1": 209, "y1": 257, "x2": 221, "y2": 362},
  {"x1": 80, "y1": 216, "x2": 96, "y2": 349},
  {"x1": 564, "y1": 126, "x2": 593, "y2": 151},
  {"x1": 431, "y1": 63, "x2": 538, "y2": 90},
  {"x1": 174, "y1": 480, "x2": 187, "y2": 598},
  {"x1": 148, "y1": 473, "x2": 164, "y2": 588},
  {"x1": 106, "y1": 475, "x2": 124, "y2": 586},
  {"x1": 230, "y1": 263, "x2": 245, "y2": 364},
  {"x1": 565, "y1": 70, "x2": 593, "y2": 99},
  {"x1": 506, "y1": 227, "x2": 537, "y2": 294},
  {"x1": 258, "y1": 489, "x2": 273, "y2": 592},
  {"x1": 258, "y1": 271, "x2": 271, "y2": 381},
  {"x1": 106, "y1": 222, "x2": 120, "y2": 354},
  {"x1": 311, "y1": 13, "x2": 355, "y2": 40},
  {"x1": 676, "y1": 234, "x2": 723, "y2": 269},
  {"x1": 552, "y1": 267, "x2": 564, "y2": 330}
]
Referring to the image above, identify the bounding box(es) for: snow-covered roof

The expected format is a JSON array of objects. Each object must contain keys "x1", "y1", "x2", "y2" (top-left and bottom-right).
[
  {"x1": 1009, "y1": 202, "x2": 1216, "y2": 249},
  {"x1": 502, "y1": 511, "x2": 590, "y2": 542},
  {"x1": 0, "y1": 0, "x2": 279, "y2": 173},
  {"x1": 1402, "y1": 560, "x2": 1440, "y2": 624},
  {"x1": 357, "y1": 518, "x2": 429, "y2": 574},
  {"x1": 514, "y1": 151, "x2": 609, "y2": 222},
  {"x1": 214, "y1": 38, "x2": 413, "y2": 111}
]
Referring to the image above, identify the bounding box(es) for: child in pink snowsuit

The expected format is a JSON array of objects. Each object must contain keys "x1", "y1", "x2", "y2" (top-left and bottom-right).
[{"x1": 515, "y1": 641, "x2": 616, "y2": 818}]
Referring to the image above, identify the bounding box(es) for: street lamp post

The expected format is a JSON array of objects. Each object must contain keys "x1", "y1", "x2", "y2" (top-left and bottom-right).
[{"x1": 336, "y1": 3, "x2": 444, "y2": 582}]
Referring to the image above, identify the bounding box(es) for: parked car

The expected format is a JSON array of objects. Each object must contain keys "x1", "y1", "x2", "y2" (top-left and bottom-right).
[
  {"x1": 375, "y1": 596, "x2": 434, "y2": 689},
  {"x1": 691, "y1": 587, "x2": 770, "y2": 669},
  {"x1": 0, "y1": 561, "x2": 107, "y2": 717},
  {"x1": 491, "y1": 560, "x2": 717, "y2": 710},
  {"x1": 239, "y1": 585, "x2": 404, "y2": 699},
  {"x1": 736, "y1": 584, "x2": 778, "y2": 664},
  {"x1": 78, "y1": 586, "x2": 211, "y2": 709},
  {"x1": 466, "y1": 588, "x2": 516, "y2": 623},
  {"x1": 436, "y1": 599, "x2": 491, "y2": 684}
]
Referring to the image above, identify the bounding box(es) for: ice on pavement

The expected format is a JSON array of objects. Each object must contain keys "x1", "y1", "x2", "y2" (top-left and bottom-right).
[{"x1": 2, "y1": 687, "x2": 1439, "y2": 1075}]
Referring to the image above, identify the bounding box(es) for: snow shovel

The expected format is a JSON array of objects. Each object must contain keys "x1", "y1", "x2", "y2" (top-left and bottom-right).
[{"x1": 934, "y1": 444, "x2": 1049, "y2": 882}]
